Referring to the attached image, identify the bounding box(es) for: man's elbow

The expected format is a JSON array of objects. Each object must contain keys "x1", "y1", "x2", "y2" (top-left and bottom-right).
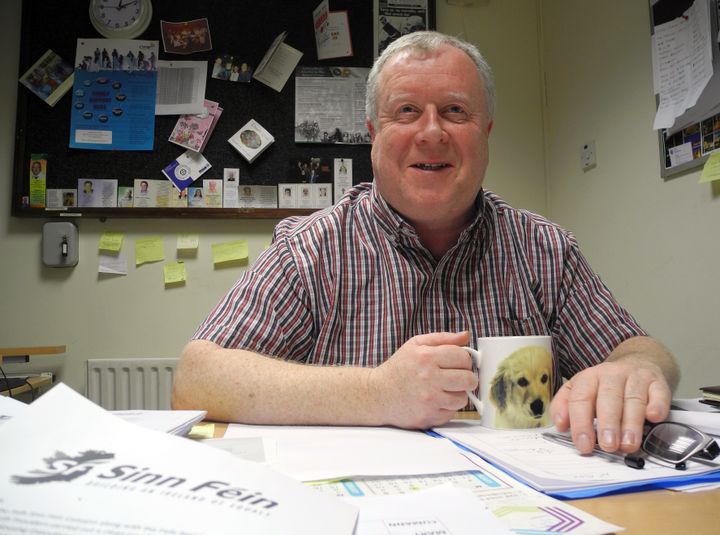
[{"x1": 171, "y1": 342, "x2": 205, "y2": 410}]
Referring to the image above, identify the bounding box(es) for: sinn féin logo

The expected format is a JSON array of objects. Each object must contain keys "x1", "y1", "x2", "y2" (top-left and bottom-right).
[{"x1": 12, "y1": 450, "x2": 115, "y2": 484}]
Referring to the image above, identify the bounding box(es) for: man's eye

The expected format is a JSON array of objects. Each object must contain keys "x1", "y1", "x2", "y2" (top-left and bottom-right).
[
  {"x1": 444, "y1": 105, "x2": 467, "y2": 118},
  {"x1": 398, "y1": 105, "x2": 416, "y2": 114}
]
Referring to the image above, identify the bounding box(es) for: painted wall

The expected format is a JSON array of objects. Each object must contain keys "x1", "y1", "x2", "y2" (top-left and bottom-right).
[
  {"x1": 541, "y1": 0, "x2": 720, "y2": 396},
  {"x1": 0, "y1": 1, "x2": 547, "y2": 395}
]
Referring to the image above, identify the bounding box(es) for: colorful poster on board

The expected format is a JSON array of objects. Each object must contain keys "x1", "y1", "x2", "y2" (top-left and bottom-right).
[{"x1": 70, "y1": 39, "x2": 158, "y2": 151}]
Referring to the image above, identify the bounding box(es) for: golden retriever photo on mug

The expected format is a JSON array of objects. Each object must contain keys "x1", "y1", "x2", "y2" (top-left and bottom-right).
[{"x1": 489, "y1": 345, "x2": 553, "y2": 428}]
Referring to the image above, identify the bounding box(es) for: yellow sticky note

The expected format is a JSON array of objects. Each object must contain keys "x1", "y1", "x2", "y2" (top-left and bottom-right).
[
  {"x1": 188, "y1": 423, "x2": 215, "y2": 439},
  {"x1": 163, "y1": 261, "x2": 186, "y2": 285},
  {"x1": 212, "y1": 240, "x2": 248, "y2": 265},
  {"x1": 177, "y1": 233, "x2": 199, "y2": 251},
  {"x1": 99, "y1": 231, "x2": 124, "y2": 252},
  {"x1": 699, "y1": 151, "x2": 720, "y2": 183},
  {"x1": 135, "y1": 236, "x2": 165, "y2": 266}
]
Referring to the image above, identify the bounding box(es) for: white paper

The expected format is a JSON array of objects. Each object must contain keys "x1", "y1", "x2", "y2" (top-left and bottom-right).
[
  {"x1": 348, "y1": 484, "x2": 512, "y2": 535},
  {"x1": 223, "y1": 168, "x2": 240, "y2": 208},
  {"x1": 673, "y1": 397, "x2": 720, "y2": 412},
  {"x1": 202, "y1": 437, "x2": 278, "y2": 464},
  {"x1": 98, "y1": 252, "x2": 128, "y2": 275},
  {"x1": 155, "y1": 60, "x2": 207, "y2": 115},
  {"x1": 0, "y1": 384, "x2": 357, "y2": 534},
  {"x1": 239, "y1": 185, "x2": 280, "y2": 208},
  {"x1": 653, "y1": 0, "x2": 714, "y2": 130},
  {"x1": 46, "y1": 188, "x2": 77, "y2": 210},
  {"x1": 294, "y1": 67, "x2": 370, "y2": 144},
  {"x1": 668, "y1": 141, "x2": 694, "y2": 166},
  {"x1": 334, "y1": 157, "x2": 353, "y2": 202},
  {"x1": 77, "y1": 178, "x2": 118, "y2": 207},
  {"x1": 132, "y1": 178, "x2": 170, "y2": 208},
  {"x1": 0, "y1": 394, "x2": 28, "y2": 425},
  {"x1": 111, "y1": 409, "x2": 207, "y2": 436},
  {"x1": 435, "y1": 420, "x2": 720, "y2": 496},
  {"x1": 253, "y1": 32, "x2": 303, "y2": 92},
  {"x1": 668, "y1": 409, "x2": 720, "y2": 436},
  {"x1": 224, "y1": 423, "x2": 480, "y2": 481}
]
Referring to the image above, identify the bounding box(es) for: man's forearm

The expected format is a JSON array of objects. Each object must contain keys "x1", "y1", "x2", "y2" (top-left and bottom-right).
[{"x1": 172, "y1": 339, "x2": 381, "y2": 425}]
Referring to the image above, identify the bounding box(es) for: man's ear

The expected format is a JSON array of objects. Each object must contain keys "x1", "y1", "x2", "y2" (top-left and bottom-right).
[
  {"x1": 486, "y1": 120, "x2": 494, "y2": 136},
  {"x1": 366, "y1": 119, "x2": 376, "y2": 141}
]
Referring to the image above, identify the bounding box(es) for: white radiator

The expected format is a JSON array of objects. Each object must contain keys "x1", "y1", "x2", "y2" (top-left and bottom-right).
[{"x1": 86, "y1": 358, "x2": 179, "y2": 410}]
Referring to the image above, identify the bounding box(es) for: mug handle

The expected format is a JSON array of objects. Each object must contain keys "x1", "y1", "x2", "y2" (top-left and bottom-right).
[{"x1": 462, "y1": 346, "x2": 483, "y2": 416}]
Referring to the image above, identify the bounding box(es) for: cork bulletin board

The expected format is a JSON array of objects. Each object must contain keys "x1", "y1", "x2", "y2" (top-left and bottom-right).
[{"x1": 12, "y1": 0, "x2": 436, "y2": 219}]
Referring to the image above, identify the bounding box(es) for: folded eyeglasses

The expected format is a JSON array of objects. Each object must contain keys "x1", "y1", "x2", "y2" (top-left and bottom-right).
[
  {"x1": 641, "y1": 421, "x2": 719, "y2": 470},
  {"x1": 543, "y1": 421, "x2": 719, "y2": 470}
]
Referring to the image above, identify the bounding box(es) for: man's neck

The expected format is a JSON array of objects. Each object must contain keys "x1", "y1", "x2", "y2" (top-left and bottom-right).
[{"x1": 414, "y1": 214, "x2": 474, "y2": 260}]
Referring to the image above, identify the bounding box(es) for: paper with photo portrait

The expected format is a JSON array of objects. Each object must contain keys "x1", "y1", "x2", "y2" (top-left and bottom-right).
[{"x1": 77, "y1": 178, "x2": 118, "y2": 207}]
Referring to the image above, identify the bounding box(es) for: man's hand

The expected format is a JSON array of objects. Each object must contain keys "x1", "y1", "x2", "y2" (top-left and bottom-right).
[
  {"x1": 549, "y1": 337, "x2": 677, "y2": 454},
  {"x1": 368, "y1": 331, "x2": 478, "y2": 429}
]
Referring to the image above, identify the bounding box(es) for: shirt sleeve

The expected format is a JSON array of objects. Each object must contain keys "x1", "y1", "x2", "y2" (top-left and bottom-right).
[
  {"x1": 551, "y1": 233, "x2": 647, "y2": 379},
  {"x1": 191, "y1": 235, "x2": 316, "y2": 361}
]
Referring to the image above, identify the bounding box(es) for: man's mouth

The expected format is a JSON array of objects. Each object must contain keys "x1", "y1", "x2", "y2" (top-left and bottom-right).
[{"x1": 412, "y1": 163, "x2": 450, "y2": 171}]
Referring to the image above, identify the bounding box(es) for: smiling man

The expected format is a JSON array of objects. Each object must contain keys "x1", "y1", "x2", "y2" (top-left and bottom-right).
[{"x1": 173, "y1": 32, "x2": 678, "y2": 456}]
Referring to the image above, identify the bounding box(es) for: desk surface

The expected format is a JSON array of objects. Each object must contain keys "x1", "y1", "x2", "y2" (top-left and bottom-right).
[{"x1": 210, "y1": 419, "x2": 719, "y2": 535}]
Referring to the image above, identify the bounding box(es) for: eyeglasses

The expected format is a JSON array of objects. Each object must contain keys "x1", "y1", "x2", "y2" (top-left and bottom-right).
[
  {"x1": 543, "y1": 421, "x2": 719, "y2": 471},
  {"x1": 641, "y1": 421, "x2": 719, "y2": 470}
]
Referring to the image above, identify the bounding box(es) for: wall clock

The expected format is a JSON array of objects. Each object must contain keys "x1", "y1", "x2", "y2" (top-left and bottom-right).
[{"x1": 89, "y1": 0, "x2": 153, "y2": 39}]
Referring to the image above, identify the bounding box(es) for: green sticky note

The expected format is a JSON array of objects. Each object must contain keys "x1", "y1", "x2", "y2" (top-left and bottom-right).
[
  {"x1": 211, "y1": 240, "x2": 248, "y2": 265},
  {"x1": 699, "y1": 152, "x2": 720, "y2": 184},
  {"x1": 135, "y1": 236, "x2": 165, "y2": 266},
  {"x1": 99, "y1": 231, "x2": 124, "y2": 252},
  {"x1": 163, "y1": 261, "x2": 186, "y2": 285},
  {"x1": 177, "y1": 233, "x2": 199, "y2": 250}
]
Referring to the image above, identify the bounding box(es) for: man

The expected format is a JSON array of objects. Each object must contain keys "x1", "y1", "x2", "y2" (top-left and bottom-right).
[{"x1": 173, "y1": 32, "x2": 678, "y2": 456}]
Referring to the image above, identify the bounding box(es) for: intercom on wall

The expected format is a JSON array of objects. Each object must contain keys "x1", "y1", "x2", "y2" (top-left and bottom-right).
[{"x1": 42, "y1": 221, "x2": 78, "y2": 267}]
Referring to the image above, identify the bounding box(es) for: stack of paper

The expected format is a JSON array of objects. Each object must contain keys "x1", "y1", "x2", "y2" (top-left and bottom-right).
[
  {"x1": 0, "y1": 384, "x2": 357, "y2": 534},
  {"x1": 111, "y1": 409, "x2": 207, "y2": 436},
  {"x1": 434, "y1": 420, "x2": 720, "y2": 499}
]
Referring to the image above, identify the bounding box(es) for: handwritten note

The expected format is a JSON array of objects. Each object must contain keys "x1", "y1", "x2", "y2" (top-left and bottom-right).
[
  {"x1": 135, "y1": 236, "x2": 165, "y2": 266},
  {"x1": 177, "y1": 233, "x2": 199, "y2": 251},
  {"x1": 163, "y1": 261, "x2": 186, "y2": 286},
  {"x1": 211, "y1": 240, "x2": 248, "y2": 265},
  {"x1": 98, "y1": 231, "x2": 123, "y2": 252},
  {"x1": 699, "y1": 151, "x2": 720, "y2": 183}
]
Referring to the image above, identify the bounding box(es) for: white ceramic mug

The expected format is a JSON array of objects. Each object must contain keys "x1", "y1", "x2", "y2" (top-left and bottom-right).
[{"x1": 464, "y1": 335, "x2": 553, "y2": 429}]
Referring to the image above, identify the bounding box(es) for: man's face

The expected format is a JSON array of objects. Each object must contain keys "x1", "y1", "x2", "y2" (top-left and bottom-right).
[{"x1": 368, "y1": 45, "x2": 493, "y2": 227}]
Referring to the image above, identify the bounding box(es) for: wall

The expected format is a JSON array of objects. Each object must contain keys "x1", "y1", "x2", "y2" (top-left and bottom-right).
[
  {"x1": 541, "y1": 0, "x2": 720, "y2": 396},
  {"x1": 0, "y1": 0, "x2": 547, "y2": 394}
]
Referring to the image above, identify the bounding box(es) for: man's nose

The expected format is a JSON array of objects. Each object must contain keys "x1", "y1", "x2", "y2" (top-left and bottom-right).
[{"x1": 415, "y1": 107, "x2": 448, "y2": 144}]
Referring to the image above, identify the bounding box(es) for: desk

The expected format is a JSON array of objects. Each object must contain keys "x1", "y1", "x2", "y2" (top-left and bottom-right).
[
  {"x1": 0, "y1": 375, "x2": 52, "y2": 398},
  {"x1": 208, "y1": 418, "x2": 719, "y2": 535}
]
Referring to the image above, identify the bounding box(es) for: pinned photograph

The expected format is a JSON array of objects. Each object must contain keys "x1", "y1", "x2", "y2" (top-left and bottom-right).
[
  {"x1": 211, "y1": 53, "x2": 253, "y2": 82},
  {"x1": 161, "y1": 19, "x2": 213, "y2": 55}
]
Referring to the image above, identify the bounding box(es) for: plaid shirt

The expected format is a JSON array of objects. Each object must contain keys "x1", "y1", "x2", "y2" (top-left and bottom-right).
[{"x1": 193, "y1": 182, "x2": 646, "y2": 386}]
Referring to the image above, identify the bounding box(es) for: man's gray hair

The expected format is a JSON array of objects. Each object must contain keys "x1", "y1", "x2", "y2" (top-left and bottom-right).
[{"x1": 366, "y1": 31, "x2": 495, "y2": 128}]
